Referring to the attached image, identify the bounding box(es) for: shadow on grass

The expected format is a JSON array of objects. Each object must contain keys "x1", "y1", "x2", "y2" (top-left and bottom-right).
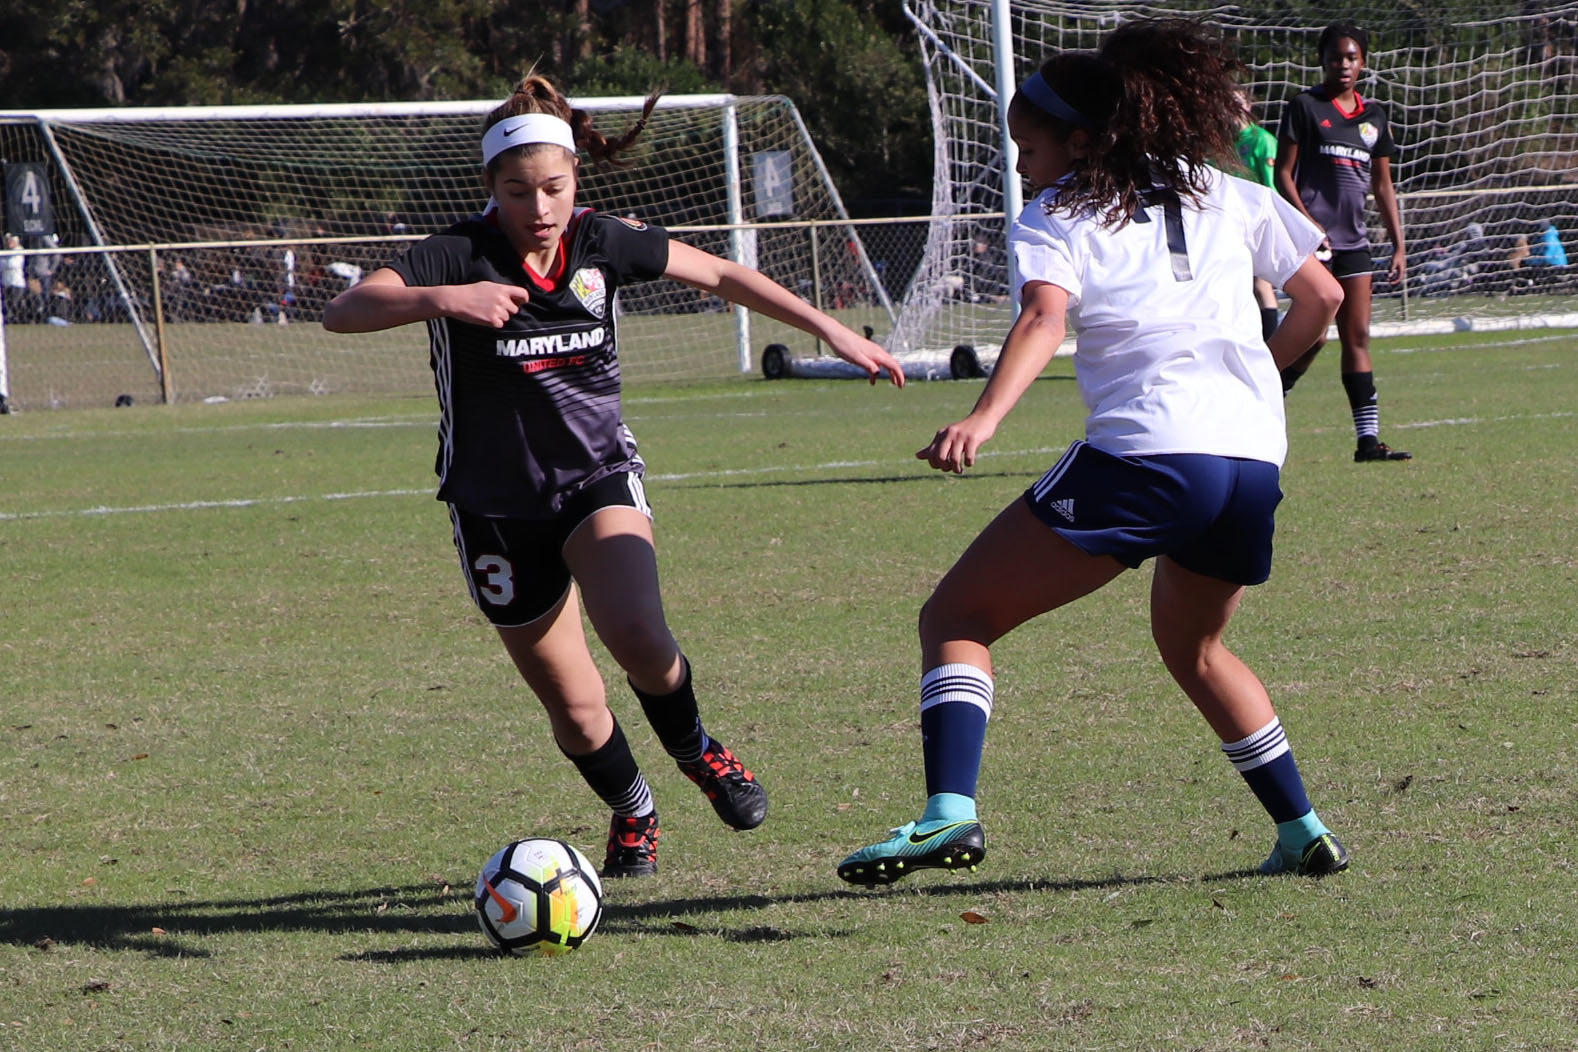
[
  {"x1": 344, "y1": 922, "x2": 844, "y2": 963},
  {"x1": 0, "y1": 883, "x2": 467, "y2": 958},
  {"x1": 5, "y1": 866, "x2": 1267, "y2": 961}
]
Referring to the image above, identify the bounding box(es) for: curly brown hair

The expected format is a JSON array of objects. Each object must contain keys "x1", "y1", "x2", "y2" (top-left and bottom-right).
[
  {"x1": 1041, "y1": 18, "x2": 1245, "y2": 228},
  {"x1": 483, "y1": 73, "x2": 661, "y2": 170}
]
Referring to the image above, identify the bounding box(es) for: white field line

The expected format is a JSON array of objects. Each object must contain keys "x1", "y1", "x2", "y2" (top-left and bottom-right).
[
  {"x1": 0, "y1": 489, "x2": 433, "y2": 522},
  {"x1": 1, "y1": 408, "x2": 1571, "y2": 522},
  {"x1": 0, "y1": 388, "x2": 786, "y2": 444}
]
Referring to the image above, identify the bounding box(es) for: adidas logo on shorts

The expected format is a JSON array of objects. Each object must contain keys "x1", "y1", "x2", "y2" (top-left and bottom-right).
[{"x1": 1049, "y1": 497, "x2": 1075, "y2": 522}]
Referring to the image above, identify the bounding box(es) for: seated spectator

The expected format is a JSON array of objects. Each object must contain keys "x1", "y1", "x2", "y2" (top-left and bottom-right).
[
  {"x1": 1417, "y1": 222, "x2": 1484, "y2": 296},
  {"x1": 1530, "y1": 220, "x2": 1569, "y2": 269},
  {"x1": 1524, "y1": 220, "x2": 1570, "y2": 289}
]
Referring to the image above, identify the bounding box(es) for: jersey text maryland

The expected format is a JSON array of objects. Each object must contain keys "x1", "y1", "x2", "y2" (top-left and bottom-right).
[{"x1": 495, "y1": 328, "x2": 608, "y2": 357}]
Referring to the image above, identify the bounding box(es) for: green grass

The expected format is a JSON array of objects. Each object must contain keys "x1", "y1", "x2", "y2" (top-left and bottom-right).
[
  {"x1": 0, "y1": 303, "x2": 897, "y2": 410},
  {"x1": 3, "y1": 329, "x2": 1578, "y2": 1050}
]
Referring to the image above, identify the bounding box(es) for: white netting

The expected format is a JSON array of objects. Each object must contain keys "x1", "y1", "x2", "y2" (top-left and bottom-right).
[
  {"x1": 893, "y1": 0, "x2": 1578, "y2": 365},
  {"x1": 0, "y1": 95, "x2": 891, "y2": 408}
]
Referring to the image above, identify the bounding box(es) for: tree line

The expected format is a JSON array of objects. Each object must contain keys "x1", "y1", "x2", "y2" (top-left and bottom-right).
[
  {"x1": 0, "y1": 0, "x2": 934, "y2": 212},
  {"x1": 4, "y1": 1, "x2": 1572, "y2": 211}
]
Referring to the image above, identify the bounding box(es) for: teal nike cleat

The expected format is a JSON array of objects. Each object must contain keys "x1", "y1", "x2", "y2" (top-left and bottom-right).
[
  {"x1": 837, "y1": 819, "x2": 986, "y2": 886},
  {"x1": 1259, "y1": 832, "x2": 1351, "y2": 877}
]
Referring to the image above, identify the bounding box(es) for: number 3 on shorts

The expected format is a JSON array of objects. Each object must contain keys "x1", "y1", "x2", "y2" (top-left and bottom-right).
[{"x1": 472, "y1": 554, "x2": 517, "y2": 605}]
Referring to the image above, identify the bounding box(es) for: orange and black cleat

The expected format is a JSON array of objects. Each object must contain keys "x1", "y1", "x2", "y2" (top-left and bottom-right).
[{"x1": 677, "y1": 739, "x2": 769, "y2": 830}]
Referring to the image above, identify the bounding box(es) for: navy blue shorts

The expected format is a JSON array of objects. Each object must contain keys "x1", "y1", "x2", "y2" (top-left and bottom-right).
[
  {"x1": 1023, "y1": 441, "x2": 1283, "y2": 585},
  {"x1": 448, "y1": 471, "x2": 652, "y2": 627}
]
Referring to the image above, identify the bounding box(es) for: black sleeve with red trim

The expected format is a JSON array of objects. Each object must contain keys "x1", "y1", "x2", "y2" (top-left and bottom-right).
[
  {"x1": 585, "y1": 211, "x2": 670, "y2": 283},
  {"x1": 386, "y1": 228, "x2": 475, "y2": 289}
]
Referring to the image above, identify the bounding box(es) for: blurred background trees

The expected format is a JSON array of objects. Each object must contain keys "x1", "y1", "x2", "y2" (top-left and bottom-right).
[{"x1": 0, "y1": 0, "x2": 932, "y2": 213}]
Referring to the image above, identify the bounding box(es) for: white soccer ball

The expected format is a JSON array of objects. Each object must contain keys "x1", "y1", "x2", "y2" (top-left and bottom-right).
[{"x1": 474, "y1": 838, "x2": 604, "y2": 956}]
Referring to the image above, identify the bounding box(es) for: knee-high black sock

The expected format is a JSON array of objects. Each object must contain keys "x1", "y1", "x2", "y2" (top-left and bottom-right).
[
  {"x1": 1341, "y1": 370, "x2": 1380, "y2": 445},
  {"x1": 561, "y1": 718, "x2": 654, "y2": 817},
  {"x1": 630, "y1": 657, "x2": 706, "y2": 763}
]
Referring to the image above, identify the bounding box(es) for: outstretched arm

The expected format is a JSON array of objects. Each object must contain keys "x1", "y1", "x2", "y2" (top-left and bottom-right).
[
  {"x1": 322, "y1": 268, "x2": 531, "y2": 333},
  {"x1": 662, "y1": 240, "x2": 905, "y2": 387},
  {"x1": 917, "y1": 280, "x2": 1067, "y2": 473}
]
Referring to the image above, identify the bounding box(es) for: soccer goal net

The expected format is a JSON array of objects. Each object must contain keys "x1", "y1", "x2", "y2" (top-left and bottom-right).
[
  {"x1": 895, "y1": 0, "x2": 1578, "y2": 371},
  {"x1": 0, "y1": 94, "x2": 889, "y2": 408}
]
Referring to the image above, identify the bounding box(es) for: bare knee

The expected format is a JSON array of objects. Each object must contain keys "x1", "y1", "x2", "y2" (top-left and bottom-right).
[
  {"x1": 919, "y1": 592, "x2": 1002, "y2": 654},
  {"x1": 1152, "y1": 624, "x2": 1216, "y2": 687},
  {"x1": 508, "y1": 654, "x2": 611, "y2": 751}
]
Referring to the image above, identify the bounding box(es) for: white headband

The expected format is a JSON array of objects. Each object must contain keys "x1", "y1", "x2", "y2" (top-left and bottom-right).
[{"x1": 482, "y1": 114, "x2": 577, "y2": 166}]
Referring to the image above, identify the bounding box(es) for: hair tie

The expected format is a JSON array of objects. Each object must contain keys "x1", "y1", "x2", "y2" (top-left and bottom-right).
[
  {"x1": 1021, "y1": 72, "x2": 1090, "y2": 127},
  {"x1": 482, "y1": 113, "x2": 577, "y2": 166}
]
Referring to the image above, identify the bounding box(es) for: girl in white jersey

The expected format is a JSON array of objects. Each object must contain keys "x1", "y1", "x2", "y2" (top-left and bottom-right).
[
  {"x1": 324, "y1": 75, "x2": 903, "y2": 880},
  {"x1": 838, "y1": 19, "x2": 1351, "y2": 886}
]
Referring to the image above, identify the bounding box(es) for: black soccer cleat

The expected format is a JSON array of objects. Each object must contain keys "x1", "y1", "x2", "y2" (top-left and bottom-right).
[
  {"x1": 1354, "y1": 441, "x2": 1412, "y2": 462},
  {"x1": 602, "y1": 812, "x2": 660, "y2": 878},
  {"x1": 677, "y1": 739, "x2": 768, "y2": 830}
]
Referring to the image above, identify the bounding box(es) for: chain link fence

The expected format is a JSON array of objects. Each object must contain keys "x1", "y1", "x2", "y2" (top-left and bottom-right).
[{"x1": 0, "y1": 217, "x2": 943, "y2": 411}]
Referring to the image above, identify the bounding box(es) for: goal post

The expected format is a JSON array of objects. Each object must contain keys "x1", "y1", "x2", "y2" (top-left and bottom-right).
[
  {"x1": 0, "y1": 94, "x2": 893, "y2": 408},
  {"x1": 896, "y1": 0, "x2": 1578, "y2": 371}
]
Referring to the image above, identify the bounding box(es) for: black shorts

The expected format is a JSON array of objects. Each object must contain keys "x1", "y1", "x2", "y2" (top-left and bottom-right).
[
  {"x1": 1321, "y1": 248, "x2": 1373, "y2": 280},
  {"x1": 448, "y1": 471, "x2": 652, "y2": 627}
]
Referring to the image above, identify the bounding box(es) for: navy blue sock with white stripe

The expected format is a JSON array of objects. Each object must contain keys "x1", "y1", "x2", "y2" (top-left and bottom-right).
[
  {"x1": 918, "y1": 663, "x2": 993, "y2": 824},
  {"x1": 1220, "y1": 716, "x2": 1329, "y2": 849}
]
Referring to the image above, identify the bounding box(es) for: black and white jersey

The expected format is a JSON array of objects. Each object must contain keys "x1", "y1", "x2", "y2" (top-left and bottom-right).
[
  {"x1": 1276, "y1": 87, "x2": 1397, "y2": 252},
  {"x1": 389, "y1": 208, "x2": 669, "y2": 518}
]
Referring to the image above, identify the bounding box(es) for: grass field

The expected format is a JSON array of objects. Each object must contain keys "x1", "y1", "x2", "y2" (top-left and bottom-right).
[
  {"x1": 3, "y1": 288, "x2": 1569, "y2": 410},
  {"x1": 3, "y1": 327, "x2": 1577, "y2": 1051}
]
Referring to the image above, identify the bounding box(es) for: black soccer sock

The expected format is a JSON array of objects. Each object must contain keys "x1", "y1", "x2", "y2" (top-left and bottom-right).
[
  {"x1": 1341, "y1": 370, "x2": 1380, "y2": 446},
  {"x1": 630, "y1": 657, "x2": 707, "y2": 763},
  {"x1": 561, "y1": 718, "x2": 654, "y2": 818},
  {"x1": 1260, "y1": 306, "x2": 1280, "y2": 342}
]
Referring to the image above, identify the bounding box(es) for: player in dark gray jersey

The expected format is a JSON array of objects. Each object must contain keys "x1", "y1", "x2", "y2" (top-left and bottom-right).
[
  {"x1": 324, "y1": 74, "x2": 903, "y2": 879},
  {"x1": 1275, "y1": 21, "x2": 1412, "y2": 462}
]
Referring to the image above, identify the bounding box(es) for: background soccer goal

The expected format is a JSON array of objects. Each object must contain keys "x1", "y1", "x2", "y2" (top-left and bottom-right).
[
  {"x1": 0, "y1": 95, "x2": 892, "y2": 408},
  {"x1": 893, "y1": 0, "x2": 1578, "y2": 372}
]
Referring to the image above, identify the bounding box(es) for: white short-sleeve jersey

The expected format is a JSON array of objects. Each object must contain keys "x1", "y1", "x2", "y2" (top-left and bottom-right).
[{"x1": 1012, "y1": 166, "x2": 1323, "y2": 467}]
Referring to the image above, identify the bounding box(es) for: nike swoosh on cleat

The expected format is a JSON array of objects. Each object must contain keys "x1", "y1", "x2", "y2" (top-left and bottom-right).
[{"x1": 907, "y1": 823, "x2": 969, "y2": 845}]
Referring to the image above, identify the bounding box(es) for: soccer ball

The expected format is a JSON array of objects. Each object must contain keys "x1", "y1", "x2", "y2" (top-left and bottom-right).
[{"x1": 474, "y1": 838, "x2": 604, "y2": 956}]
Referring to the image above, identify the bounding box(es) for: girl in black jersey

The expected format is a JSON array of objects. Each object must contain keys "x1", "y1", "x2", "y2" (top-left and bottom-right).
[
  {"x1": 1275, "y1": 21, "x2": 1412, "y2": 462},
  {"x1": 323, "y1": 75, "x2": 904, "y2": 878}
]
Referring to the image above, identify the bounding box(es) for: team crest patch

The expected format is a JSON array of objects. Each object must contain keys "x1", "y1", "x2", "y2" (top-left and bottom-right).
[
  {"x1": 615, "y1": 215, "x2": 648, "y2": 230},
  {"x1": 570, "y1": 267, "x2": 607, "y2": 318},
  {"x1": 1358, "y1": 122, "x2": 1379, "y2": 148}
]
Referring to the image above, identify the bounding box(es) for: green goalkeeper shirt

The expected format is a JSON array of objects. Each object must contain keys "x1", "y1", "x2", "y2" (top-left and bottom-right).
[{"x1": 1235, "y1": 123, "x2": 1277, "y2": 188}]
